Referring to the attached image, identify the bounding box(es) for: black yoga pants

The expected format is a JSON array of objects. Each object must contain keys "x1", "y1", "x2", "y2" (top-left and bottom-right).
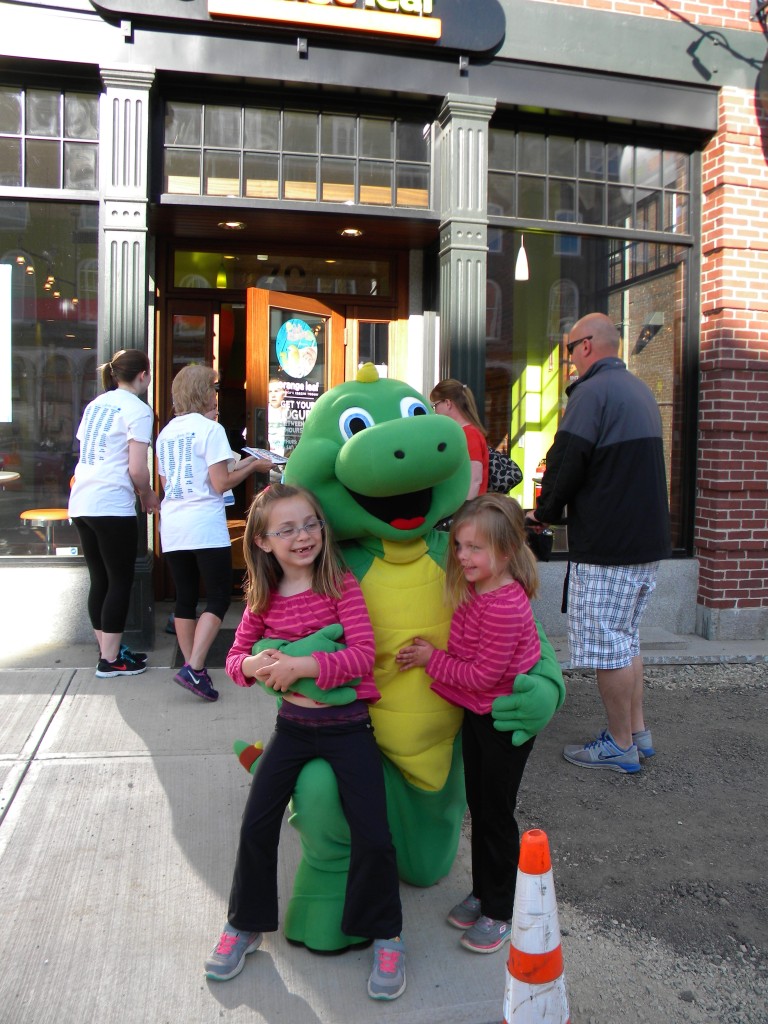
[{"x1": 73, "y1": 515, "x2": 138, "y2": 634}]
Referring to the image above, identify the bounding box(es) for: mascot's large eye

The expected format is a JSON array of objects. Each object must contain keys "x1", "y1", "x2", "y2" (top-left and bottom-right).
[
  {"x1": 339, "y1": 406, "x2": 375, "y2": 439},
  {"x1": 400, "y1": 397, "x2": 429, "y2": 418}
]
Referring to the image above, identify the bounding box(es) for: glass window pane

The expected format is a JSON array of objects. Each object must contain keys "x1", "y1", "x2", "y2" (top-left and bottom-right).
[
  {"x1": 320, "y1": 157, "x2": 355, "y2": 203},
  {"x1": 165, "y1": 102, "x2": 201, "y2": 146},
  {"x1": 0, "y1": 87, "x2": 22, "y2": 134},
  {"x1": 0, "y1": 139, "x2": 22, "y2": 186},
  {"x1": 549, "y1": 178, "x2": 575, "y2": 218},
  {"x1": 548, "y1": 136, "x2": 575, "y2": 177},
  {"x1": 244, "y1": 152, "x2": 279, "y2": 199},
  {"x1": 25, "y1": 139, "x2": 60, "y2": 188},
  {"x1": 665, "y1": 192, "x2": 688, "y2": 234},
  {"x1": 578, "y1": 182, "x2": 605, "y2": 224},
  {"x1": 164, "y1": 149, "x2": 201, "y2": 194},
  {"x1": 64, "y1": 94, "x2": 98, "y2": 140},
  {"x1": 488, "y1": 171, "x2": 515, "y2": 216},
  {"x1": 321, "y1": 114, "x2": 356, "y2": 156},
  {"x1": 606, "y1": 143, "x2": 624, "y2": 183},
  {"x1": 0, "y1": 200, "x2": 99, "y2": 556},
  {"x1": 518, "y1": 133, "x2": 545, "y2": 174},
  {"x1": 397, "y1": 121, "x2": 429, "y2": 162},
  {"x1": 284, "y1": 111, "x2": 317, "y2": 154},
  {"x1": 203, "y1": 151, "x2": 240, "y2": 196},
  {"x1": 283, "y1": 155, "x2": 317, "y2": 200},
  {"x1": 579, "y1": 139, "x2": 605, "y2": 180},
  {"x1": 204, "y1": 105, "x2": 242, "y2": 148},
  {"x1": 489, "y1": 129, "x2": 515, "y2": 170},
  {"x1": 64, "y1": 142, "x2": 98, "y2": 190},
  {"x1": 359, "y1": 161, "x2": 392, "y2": 205},
  {"x1": 635, "y1": 147, "x2": 663, "y2": 188},
  {"x1": 607, "y1": 184, "x2": 633, "y2": 228},
  {"x1": 664, "y1": 151, "x2": 689, "y2": 192},
  {"x1": 244, "y1": 108, "x2": 280, "y2": 150},
  {"x1": 26, "y1": 90, "x2": 60, "y2": 137},
  {"x1": 360, "y1": 118, "x2": 393, "y2": 159},
  {"x1": 396, "y1": 163, "x2": 429, "y2": 208},
  {"x1": 518, "y1": 175, "x2": 546, "y2": 219}
]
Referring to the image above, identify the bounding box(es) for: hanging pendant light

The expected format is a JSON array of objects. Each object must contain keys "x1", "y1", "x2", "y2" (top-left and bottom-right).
[
  {"x1": 515, "y1": 235, "x2": 529, "y2": 281},
  {"x1": 216, "y1": 259, "x2": 228, "y2": 289}
]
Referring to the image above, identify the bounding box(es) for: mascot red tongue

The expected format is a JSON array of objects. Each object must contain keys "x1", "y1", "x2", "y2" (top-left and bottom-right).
[{"x1": 242, "y1": 364, "x2": 565, "y2": 953}]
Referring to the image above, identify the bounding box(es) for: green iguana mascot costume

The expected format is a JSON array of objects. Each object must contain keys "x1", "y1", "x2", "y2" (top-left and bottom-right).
[{"x1": 243, "y1": 364, "x2": 565, "y2": 953}]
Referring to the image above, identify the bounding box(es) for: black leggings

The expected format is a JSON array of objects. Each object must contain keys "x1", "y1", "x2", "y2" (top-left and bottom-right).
[
  {"x1": 165, "y1": 546, "x2": 232, "y2": 621},
  {"x1": 73, "y1": 516, "x2": 138, "y2": 634}
]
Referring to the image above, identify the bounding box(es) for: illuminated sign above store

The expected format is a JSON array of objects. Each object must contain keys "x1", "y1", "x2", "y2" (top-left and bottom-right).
[{"x1": 208, "y1": 0, "x2": 441, "y2": 41}]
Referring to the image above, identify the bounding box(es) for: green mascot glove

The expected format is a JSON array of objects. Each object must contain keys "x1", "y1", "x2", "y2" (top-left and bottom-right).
[
  {"x1": 491, "y1": 620, "x2": 566, "y2": 746},
  {"x1": 252, "y1": 624, "x2": 360, "y2": 706}
]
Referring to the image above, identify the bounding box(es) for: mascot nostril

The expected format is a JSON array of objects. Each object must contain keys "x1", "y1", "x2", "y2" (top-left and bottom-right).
[
  {"x1": 437, "y1": 442, "x2": 446, "y2": 452},
  {"x1": 394, "y1": 450, "x2": 405, "y2": 459}
]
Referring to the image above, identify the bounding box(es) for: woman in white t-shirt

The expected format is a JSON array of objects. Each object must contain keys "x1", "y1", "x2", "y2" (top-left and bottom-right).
[
  {"x1": 69, "y1": 348, "x2": 161, "y2": 678},
  {"x1": 156, "y1": 364, "x2": 273, "y2": 702}
]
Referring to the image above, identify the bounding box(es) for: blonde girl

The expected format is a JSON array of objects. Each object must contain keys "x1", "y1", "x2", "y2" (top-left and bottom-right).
[{"x1": 397, "y1": 494, "x2": 541, "y2": 955}]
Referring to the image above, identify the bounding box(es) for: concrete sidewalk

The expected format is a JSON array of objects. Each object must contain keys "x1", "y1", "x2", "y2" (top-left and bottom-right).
[
  {"x1": 1, "y1": 608, "x2": 766, "y2": 1024},
  {"x1": 0, "y1": 610, "x2": 507, "y2": 1024}
]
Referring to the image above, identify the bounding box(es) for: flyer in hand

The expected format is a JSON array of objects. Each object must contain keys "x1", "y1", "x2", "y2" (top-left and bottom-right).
[{"x1": 242, "y1": 446, "x2": 289, "y2": 466}]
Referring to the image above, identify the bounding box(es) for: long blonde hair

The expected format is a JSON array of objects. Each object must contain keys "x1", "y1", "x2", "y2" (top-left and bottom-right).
[
  {"x1": 445, "y1": 494, "x2": 539, "y2": 608},
  {"x1": 242, "y1": 483, "x2": 345, "y2": 613},
  {"x1": 429, "y1": 378, "x2": 487, "y2": 436}
]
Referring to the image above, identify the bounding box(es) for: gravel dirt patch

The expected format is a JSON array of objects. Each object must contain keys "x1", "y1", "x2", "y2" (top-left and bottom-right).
[{"x1": 492, "y1": 662, "x2": 767, "y2": 1024}]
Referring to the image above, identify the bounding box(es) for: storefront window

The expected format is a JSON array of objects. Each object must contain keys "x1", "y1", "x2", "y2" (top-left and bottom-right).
[
  {"x1": 163, "y1": 103, "x2": 431, "y2": 210},
  {"x1": 485, "y1": 228, "x2": 688, "y2": 553},
  {"x1": 0, "y1": 201, "x2": 97, "y2": 556},
  {"x1": 0, "y1": 87, "x2": 99, "y2": 190}
]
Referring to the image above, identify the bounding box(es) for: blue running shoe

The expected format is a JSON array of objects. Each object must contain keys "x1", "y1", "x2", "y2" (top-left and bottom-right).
[
  {"x1": 563, "y1": 730, "x2": 641, "y2": 773},
  {"x1": 632, "y1": 728, "x2": 656, "y2": 758},
  {"x1": 174, "y1": 664, "x2": 219, "y2": 702}
]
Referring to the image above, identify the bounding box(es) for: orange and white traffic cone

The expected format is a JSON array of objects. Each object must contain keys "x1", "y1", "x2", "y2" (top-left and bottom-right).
[{"x1": 502, "y1": 828, "x2": 570, "y2": 1023}]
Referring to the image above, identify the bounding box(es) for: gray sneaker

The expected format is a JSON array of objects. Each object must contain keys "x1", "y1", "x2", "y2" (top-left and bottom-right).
[
  {"x1": 367, "y1": 938, "x2": 406, "y2": 1000},
  {"x1": 632, "y1": 728, "x2": 655, "y2": 758},
  {"x1": 447, "y1": 893, "x2": 481, "y2": 930},
  {"x1": 563, "y1": 730, "x2": 641, "y2": 774},
  {"x1": 205, "y1": 923, "x2": 262, "y2": 981},
  {"x1": 460, "y1": 915, "x2": 511, "y2": 954}
]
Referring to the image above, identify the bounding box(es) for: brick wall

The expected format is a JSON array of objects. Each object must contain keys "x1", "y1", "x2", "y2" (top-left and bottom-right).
[
  {"x1": 530, "y1": 0, "x2": 762, "y2": 33},
  {"x1": 699, "y1": 85, "x2": 768, "y2": 625}
]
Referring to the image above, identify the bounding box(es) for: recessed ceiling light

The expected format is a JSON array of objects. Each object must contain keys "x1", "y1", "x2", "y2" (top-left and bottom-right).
[
  {"x1": 339, "y1": 227, "x2": 363, "y2": 238},
  {"x1": 218, "y1": 220, "x2": 246, "y2": 230},
  {"x1": 325, "y1": 259, "x2": 337, "y2": 264},
  {"x1": 257, "y1": 254, "x2": 269, "y2": 261}
]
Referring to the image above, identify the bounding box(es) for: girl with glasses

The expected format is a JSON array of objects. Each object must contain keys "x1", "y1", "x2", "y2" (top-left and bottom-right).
[{"x1": 205, "y1": 483, "x2": 405, "y2": 1001}]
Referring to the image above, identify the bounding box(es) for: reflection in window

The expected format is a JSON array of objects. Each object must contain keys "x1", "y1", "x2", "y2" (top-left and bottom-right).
[
  {"x1": 486, "y1": 228, "x2": 688, "y2": 552},
  {"x1": 163, "y1": 103, "x2": 431, "y2": 210},
  {"x1": 0, "y1": 200, "x2": 98, "y2": 556}
]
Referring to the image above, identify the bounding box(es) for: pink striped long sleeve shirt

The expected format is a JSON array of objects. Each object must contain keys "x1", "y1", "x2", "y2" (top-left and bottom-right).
[
  {"x1": 427, "y1": 581, "x2": 540, "y2": 715},
  {"x1": 226, "y1": 571, "x2": 380, "y2": 701}
]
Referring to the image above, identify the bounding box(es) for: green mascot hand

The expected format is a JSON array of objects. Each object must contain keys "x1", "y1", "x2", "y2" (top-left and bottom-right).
[
  {"x1": 491, "y1": 621, "x2": 566, "y2": 746},
  {"x1": 252, "y1": 624, "x2": 360, "y2": 706}
]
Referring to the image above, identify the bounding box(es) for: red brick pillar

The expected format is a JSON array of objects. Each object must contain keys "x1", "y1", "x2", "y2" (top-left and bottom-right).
[{"x1": 697, "y1": 85, "x2": 768, "y2": 639}]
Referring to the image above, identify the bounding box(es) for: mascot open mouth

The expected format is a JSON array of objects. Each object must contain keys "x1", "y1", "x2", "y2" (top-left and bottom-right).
[{"x1": 348, "y1": 486, "x2": 432, "y2": 531}]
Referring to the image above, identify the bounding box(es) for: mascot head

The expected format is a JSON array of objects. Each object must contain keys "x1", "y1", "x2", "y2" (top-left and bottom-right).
[{"x1": 283, "y1": 364, "x2": 470, "y2": 542}]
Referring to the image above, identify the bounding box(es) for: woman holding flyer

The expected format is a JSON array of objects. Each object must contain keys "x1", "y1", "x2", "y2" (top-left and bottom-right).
[{"x1": 156, "y1": 364, "x2": 273, "y2": 702}]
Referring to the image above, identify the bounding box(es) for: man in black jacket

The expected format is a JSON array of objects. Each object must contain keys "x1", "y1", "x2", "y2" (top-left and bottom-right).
[{"x1": 527, "y1": 313, "x2": 671, "y2": 773}]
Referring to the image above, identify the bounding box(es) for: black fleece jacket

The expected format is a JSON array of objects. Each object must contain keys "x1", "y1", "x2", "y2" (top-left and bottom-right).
[{"x1": 534, "y1": 357, "x2": 671, "y2": 565}]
